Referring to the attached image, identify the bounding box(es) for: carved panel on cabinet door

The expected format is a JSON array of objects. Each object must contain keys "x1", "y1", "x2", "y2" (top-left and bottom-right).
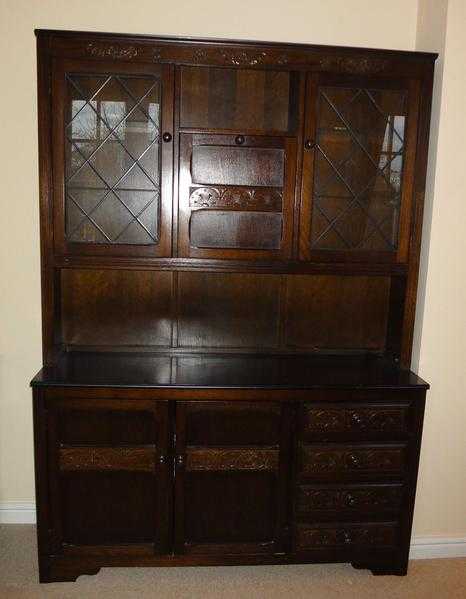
[
  {"x1": 59, "y1": 446, "x2": 156, "y2": 473},
  {"x1": 296, "y1": 485, "x2": 403, "y2": 512},
  {"x1": 300, "y1": 446, "x2": 405, "y2": 476},
  {"x1": 186, "y1": 448, "x2": 279, "y2": 472},
  {"x1": 295, "y1": 523, "x2": 397, "y2": 550},
  {"x1": 304, "y1": 406, "x2": 408, "y2": 435},
  {"x1": 189, "y1": 186, "x2": 283, "y2": 211}
]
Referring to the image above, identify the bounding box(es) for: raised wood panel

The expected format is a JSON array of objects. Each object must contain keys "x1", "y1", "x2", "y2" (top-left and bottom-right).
[
  {"x1": 190, "y1": 211, "x2": 282, "y2": 250},
  {"x1": 180, "y1": 66, "x2": 292, "y2": 132},
  {"x1": 61, "y1": 269, "x2": 172, "y2": 347},
  {"x1": 177, "y1": 272, "x2": 281, "y2": 348},
  {"x1": 61, "y1": 472, "x2": 157, "y2": 545},
  {"x1": 192, "y1": 146, "x2": 284, "y2": 187},
  {"x1": 285, "y1": 275, "x2": 390, "y2": 350},
  {"x1": 58, "y1": 409, "x2": 157, "y2": 445},
  {"x1": 184, "y1": 472, "x2": 278, "y2": 546},
  {"x1": 185, "y1": 402, "x2": 281, "y2": 446}
]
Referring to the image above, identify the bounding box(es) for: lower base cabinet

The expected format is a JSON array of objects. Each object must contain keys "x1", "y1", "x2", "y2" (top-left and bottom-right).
[{"x1": 32, "y1": 387, "x2": 425, "y2": 583}]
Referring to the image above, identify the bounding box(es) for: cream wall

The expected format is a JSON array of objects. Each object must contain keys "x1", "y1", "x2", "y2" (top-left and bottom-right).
[
  {"x1": 0, "y1": 0, "x2": 463, "y2": 540},
  {"x1": 412, "y1": 0, "x2": 466, "y2": 538}
]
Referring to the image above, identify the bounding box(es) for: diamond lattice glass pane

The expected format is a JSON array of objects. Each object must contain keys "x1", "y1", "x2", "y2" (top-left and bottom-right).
[
  {"x1": 310, "y1": 86, "x2": 407, "y2": 251},
  {"x1": 65, "y1": 74, "x2": 161, "y2": 244}
]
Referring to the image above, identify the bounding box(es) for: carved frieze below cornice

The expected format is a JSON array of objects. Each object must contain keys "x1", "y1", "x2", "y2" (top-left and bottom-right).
[{"x1": 86, "y1": 42, "x2": 139, "y2": 60}]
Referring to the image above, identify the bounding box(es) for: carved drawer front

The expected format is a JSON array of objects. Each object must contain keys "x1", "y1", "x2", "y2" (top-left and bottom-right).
[
  {"x1": 296, "y1": 484, "x2": 404, "y2": 514},
  {"x1": 302, "y1": 404, "x2": 410, "y2": 437},
  {"x1": 295, "y1": 522, "x2": 398, "y2": 551},
  {"x1": 299, "y1": 445, "x2": 406, "y2": 479}
]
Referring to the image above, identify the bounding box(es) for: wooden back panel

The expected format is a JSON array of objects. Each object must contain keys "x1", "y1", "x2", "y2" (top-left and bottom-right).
[{"x1": 61, "y1": 269, "x2": 391, "y2": 354}]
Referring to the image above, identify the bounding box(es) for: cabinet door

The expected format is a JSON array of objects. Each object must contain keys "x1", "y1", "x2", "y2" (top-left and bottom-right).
[
  {"x1": 177, "y1": 66, "x2": 299, "y2": 260},
  {"x1": 174, "y1": 401, "x2": 293, "y2": 555},
  {"x1": 52, "y1": 58, "x2": 174, "y2": 257},
  {"x1": 45, "y1": 397, "x2": 170, "y2": 556},
  {"x1": 299, "y1": 74, "x2": 420, "y2": 263},
  {"x1": 178, "y1": 134, "x2": 296, "y2": 259}
]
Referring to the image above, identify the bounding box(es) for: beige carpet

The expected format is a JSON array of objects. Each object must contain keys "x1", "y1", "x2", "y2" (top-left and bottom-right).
[{"x1": 0, "y1": 525, "x2": 465, "y2": 599}]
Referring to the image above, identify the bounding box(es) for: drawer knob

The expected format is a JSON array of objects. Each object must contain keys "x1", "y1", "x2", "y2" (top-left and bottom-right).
[
  {"x1": 235, "y1": 135, "x2": 245, "y2": 145},
  {"x1": 158, "y1": 454, "x2": 166, "y2": 465},
  {"x1": 162, "y1": 132, "x2": 172, "y2": 143},
  {"x1": 351, "y1": 413, "x2": 364, "y2": 427},
  {"x1": 345, "y1": 494, "x2": 356, "y2": 507},
  {"x1": 348, "y1": 453, "x2": 360, "y2": 468},
  {"x1": 343, "y1": 530, "x2": 352, "y2": 544},
  {"x1": 176, "y1": 455, "x2": 185, "y2": 467},
  {"x1": 304, "y1": 139, "x2": 315, "y2": 150}
]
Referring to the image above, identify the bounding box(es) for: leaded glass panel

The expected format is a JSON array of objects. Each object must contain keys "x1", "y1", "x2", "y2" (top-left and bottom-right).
[
  {"x1": 310, "y1": 86, "x2": 407, "y2": 252},
  {"x1": 65, "y1": 74, "x2": 161, "y2": 244}
]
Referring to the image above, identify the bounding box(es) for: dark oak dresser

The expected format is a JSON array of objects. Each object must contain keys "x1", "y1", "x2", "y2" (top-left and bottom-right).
[{"x1": 31, "y1": 29, "x2": 436, "y2": 582}]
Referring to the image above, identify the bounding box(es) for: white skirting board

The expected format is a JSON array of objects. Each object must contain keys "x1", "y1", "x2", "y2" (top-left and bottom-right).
[
  {"x1": 0, "y1": 502, "x2": 36, "y2": 525},
  {"x1": 1, "y1": 502, "x2": 465, "y2": 560}
]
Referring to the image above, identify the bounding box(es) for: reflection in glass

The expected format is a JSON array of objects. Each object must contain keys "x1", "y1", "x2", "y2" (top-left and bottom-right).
[
  {"x1": 65, "y1": 75, "x2": 161, "y2": 245},
  {"x1": 310, "y1": 86, "x2": 407, "y2": 252}
]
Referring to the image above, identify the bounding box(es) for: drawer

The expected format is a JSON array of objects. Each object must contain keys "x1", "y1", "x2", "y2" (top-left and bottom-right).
[
  {"x1": 299, "y1": 444, "x2": 406, "y2": 480},
  {"x1": 295, "y1": 522, "x2": 398, "y2": 551},
  {"x1": 296, "y1": 483, "x2": 404, "y2": 515},
  {"x1": 301, "y1": 402, "x2": 411, "y2": 439}
]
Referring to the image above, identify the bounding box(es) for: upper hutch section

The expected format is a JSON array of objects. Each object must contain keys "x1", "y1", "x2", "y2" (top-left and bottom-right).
[
  {"x1": 38, "y1": 29, "x2": 436, "y2": 270},
  {"x1": 36, "y1": 31, "x2": 436, "y2": 369}
]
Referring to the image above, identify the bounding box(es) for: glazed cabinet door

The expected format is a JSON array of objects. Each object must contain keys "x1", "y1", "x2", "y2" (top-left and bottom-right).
[
  {"x1": 51, "y1": 58, "x2": 174, "y2": 257},
  {"x1": 299, "y1": 73, "x2": 420, "y2": 263},
  {"x1": 44, "y1": 396, "x2": 171, "y2": 556},
  {"x1": 177, "y1": 66, "x2": 299, "y2": 260},
  {"x1": 174, "y1": 401, "x2": 293, "y2": 555}
]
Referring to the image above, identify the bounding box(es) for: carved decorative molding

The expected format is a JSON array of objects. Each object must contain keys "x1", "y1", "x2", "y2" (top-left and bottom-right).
[
  {"x1": 152, "y1": 47, "x2": 163, "y2": 62},
  {"x1": 220, "y1": 50, "x2": 268, "y2": 66},
  {"x1": 86, "y1": 42, "x2": 139, "y2": 60},
  {"x1": 304, "y1": 407, "x2": 407, "y2": 434},
  {"x1": 59, "y1": 446, "x2": 156, "y2": 472},
  {"x1": 297, "y1": 485, "x2": 403, "y2": 512},
  {"x1": 186, "y1": 448, "x2": 279, "y2": 472},
  {"x1": 296, "y1": 524, "x2": 397, "y2": 550},
  {"x1": 189, "y1": 186, "x2": 283, "y2": 211},
  {"x1": 319, "y1": 56, "x2": 389, "y2": 74},
  {"x1": 193, "y1": 48, "x2": 208, "y2": 63},
  {"x1": 300, "y1": 446, "x2": 405, "y2": 475}
]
